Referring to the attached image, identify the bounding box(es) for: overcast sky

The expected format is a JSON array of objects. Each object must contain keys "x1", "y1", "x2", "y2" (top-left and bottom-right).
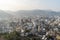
[{"x1": 0, "y1": 0, "x2": 60, "y2": 11}]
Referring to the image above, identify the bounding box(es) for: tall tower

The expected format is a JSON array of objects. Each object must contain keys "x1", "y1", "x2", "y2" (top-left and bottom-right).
[{"x1": 38, "y1": 25, "x2": 41, "y2": 32}]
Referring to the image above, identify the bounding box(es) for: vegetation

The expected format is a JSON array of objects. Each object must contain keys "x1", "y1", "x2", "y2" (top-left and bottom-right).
[
  {"x1": 0, "y1": 31, "x2": 41, "y2": 40},
  {"x1": 2, "y1": 31, "x2": 20, "y2": 40}
]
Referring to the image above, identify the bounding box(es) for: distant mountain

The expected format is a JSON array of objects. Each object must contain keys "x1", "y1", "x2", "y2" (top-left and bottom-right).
[
  {"x1": 15, "y1": 10, "x2": 60, "y2": 17},
  {"x1": 0, "y1": 10, "x2": 12, "y2": 19},
  {"x1": 0, "y1": 10, "x2": 60, "y2": 19},
  {"x1": 5, "y1": 11, "x2": 16, "y2": 15}
]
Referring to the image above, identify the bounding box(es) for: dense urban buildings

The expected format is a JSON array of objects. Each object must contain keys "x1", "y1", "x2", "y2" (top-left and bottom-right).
[{"x1": 0, "y1": 16, "x2": 60, "y2": 40}]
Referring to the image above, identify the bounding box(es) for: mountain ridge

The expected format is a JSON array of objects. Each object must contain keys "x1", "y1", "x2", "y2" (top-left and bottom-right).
[{"x1": 0, "y1": 10, "x2": 60, "y2": 19}]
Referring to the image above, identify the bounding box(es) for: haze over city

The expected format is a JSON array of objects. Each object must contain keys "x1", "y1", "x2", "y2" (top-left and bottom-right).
[
  {"x1": 0, "y1": 0, "x2": 60, "y2": 11},
  {"x1": 0, "y1": 0, "x2": 60, "y2": 40}
]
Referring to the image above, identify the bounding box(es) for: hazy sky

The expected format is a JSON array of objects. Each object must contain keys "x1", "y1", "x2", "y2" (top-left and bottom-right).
[{"x1": 0, "y1": 0, "x2": 60, "y2": 11}]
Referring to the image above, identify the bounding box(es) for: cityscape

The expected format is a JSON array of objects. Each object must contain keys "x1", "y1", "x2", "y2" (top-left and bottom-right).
[
  {"x1": 0, "y1": 15, "x2": 60, "y2": 40},
  {"x1": 0, "y1": 0, "x2": 60, "y2": 40}
]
